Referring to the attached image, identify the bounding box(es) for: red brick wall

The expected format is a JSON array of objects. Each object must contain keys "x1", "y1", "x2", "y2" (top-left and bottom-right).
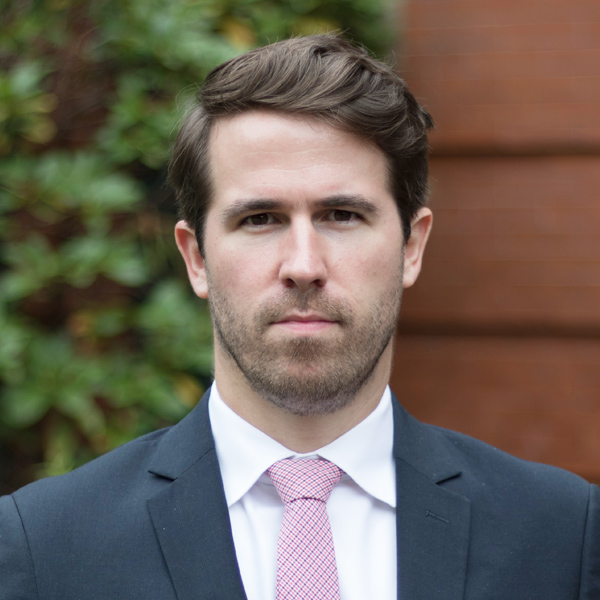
[
  {"x1": 391, "y1": 0, "x2": 600, "y2": 482},
  {"x1": 402, "y1": 0, "x2": 600, "y2": 154}
]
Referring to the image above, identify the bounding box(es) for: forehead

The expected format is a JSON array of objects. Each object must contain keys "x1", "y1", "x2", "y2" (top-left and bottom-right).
[{"x1": 206, "y1": 110, "x2": 393, "y2": 207}]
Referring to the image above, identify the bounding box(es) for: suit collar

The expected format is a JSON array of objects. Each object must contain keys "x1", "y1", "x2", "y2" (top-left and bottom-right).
[
  {"x1": 148, "y1": 388, "x2": 464, "y2": 485},
  {"x1": 147, "y1": 391, "x2": 247, "y2": 600},
  {"x1": 392, "y1": 396, "x2": 471, "y2": 600},
  {"x1": 209, "y1": 383, "x2": 397, "y2": 510},
  {"x1": 391, "y1": 397, "x2": 464, "y2": 484},
  {"x1": 146, "y1": 389, "x2": 471, "y2": 600},
  {"x1": 147, "y1": 390, "x2": 215, "y2": 480}
]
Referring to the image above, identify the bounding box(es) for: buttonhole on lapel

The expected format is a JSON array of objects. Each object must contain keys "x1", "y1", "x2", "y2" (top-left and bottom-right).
[{"x1": 425, "y1": 510, "x2": 449, "y2": 524}]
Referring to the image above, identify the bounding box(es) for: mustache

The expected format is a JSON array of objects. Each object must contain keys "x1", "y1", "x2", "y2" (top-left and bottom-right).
[{"x1": 255, "y1": 291, "x2": 353, "y2": 325}]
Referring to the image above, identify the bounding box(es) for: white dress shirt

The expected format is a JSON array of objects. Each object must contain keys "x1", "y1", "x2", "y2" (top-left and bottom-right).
[{"x1": 209, "y1": 384, "x2": 397, "y2": 600}]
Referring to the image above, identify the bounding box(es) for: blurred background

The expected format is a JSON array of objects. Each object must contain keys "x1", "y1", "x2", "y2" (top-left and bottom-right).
[
  {"x1": 1, "y1": 0, "x2": 599, "y2": 494},
  {"x1": 392, "y1": 0, "x2": 600, "y2": 486},
  {"x1": 0, "y1": 0, "x2": 394, "y2": 493}
]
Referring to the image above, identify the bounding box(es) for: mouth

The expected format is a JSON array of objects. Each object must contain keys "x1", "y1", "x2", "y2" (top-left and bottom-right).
[{"x1": 271, "y1": 313, "x2": 338, "y2": 333}]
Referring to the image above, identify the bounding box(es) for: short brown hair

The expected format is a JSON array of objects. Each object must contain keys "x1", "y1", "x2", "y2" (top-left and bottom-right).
[{"x1": 169, "y1": 34, "x2": 433, "y2": 252}]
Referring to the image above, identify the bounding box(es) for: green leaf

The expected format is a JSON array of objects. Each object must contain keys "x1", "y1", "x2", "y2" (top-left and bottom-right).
[
  {"x1": 1, "y1": 387, "x2": 52, "y2": 428},
  {"x1": 0, "y1": 234, "x2": 60, "y2": 298},
  {"x1": 0, "y1": 0, "x2": 392, "y2": 492},
  {"x1": 56, "y1": 390, "x2": 106, "y2": 437},
  {"x1": 42, "y1": 421, "x2": 79, "y2": 478}
]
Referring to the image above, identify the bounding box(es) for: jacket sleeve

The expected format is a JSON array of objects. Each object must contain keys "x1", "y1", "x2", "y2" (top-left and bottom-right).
[
  {"x1": 0, "y1": 495, "x2": 39, "y2": 600},
  {"x1": 579, "y1": 484, "x2": 600, "y2": 599}
]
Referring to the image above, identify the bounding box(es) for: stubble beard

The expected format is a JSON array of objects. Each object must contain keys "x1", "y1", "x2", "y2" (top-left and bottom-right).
[{"x1": 207, "y1": 272, "x2": 403, "y2": 417}]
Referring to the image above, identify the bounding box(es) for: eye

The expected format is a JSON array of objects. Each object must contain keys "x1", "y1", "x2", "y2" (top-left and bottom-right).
[
  {"x1": 241, "y1": 213, "x2": 276, "y2": 227},
  {"x1": 327, "y1": 210, "x2": 359, "y2": 222}
]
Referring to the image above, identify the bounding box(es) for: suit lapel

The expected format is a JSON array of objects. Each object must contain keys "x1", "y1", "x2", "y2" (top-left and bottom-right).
[
  {"x1": 392, "y1": 398, "x2": 471, "y2": 600},
  {"x1": 146, "y1": 392, "x2": 247, "y2": 600},
  {"x1": 144, "y1": 389, "x2": 471, "y2": 600}
]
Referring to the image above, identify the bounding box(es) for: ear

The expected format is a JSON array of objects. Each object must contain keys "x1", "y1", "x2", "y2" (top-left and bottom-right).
[
  {"x1": 174, "y1": 220, "x2": 208, "y2": 299},
  {"x1": 403, "y1": 208, "x2": 433, "y2": 289}
]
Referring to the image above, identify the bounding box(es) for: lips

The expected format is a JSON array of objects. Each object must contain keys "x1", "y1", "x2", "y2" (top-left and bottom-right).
[
  {"x1": 257, "y1": 295, "x2": 351, "y2": 330},
  {"x1": 270, "y1": 312, "x2": 338, "y2": 334},
  {"x1": 274, "y1": 313, "x2": 336, "y2": 325}
]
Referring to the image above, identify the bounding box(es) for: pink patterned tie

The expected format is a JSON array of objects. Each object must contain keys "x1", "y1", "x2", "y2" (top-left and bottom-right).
[{"x1": 267, "y1": 458, "x2": 343, "y2": 600}]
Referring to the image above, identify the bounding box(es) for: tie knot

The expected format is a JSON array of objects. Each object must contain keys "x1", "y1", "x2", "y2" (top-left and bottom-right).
[{"x1": 268, "y1": 459, "x2": 343, "y2": 504}]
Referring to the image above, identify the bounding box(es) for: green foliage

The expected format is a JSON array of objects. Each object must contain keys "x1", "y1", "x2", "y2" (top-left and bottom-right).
[{"x1": 0, "y1": 0, "x2": 393, "y2": 492}]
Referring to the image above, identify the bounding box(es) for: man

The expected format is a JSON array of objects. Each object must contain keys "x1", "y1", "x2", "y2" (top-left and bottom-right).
[{"x1": 1, "y1": 34, "x2": 598, "y2": 600}]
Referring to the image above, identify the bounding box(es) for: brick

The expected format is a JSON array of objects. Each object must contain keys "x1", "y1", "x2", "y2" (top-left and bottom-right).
[
  {"x1": 397, "y1": 0, "x2": 600, "y2": 483},
  {"x1": 390, "y1": 334, "x2": 600, "y2": 479},
  {"x1": 402, "y1": 282, "x2": 600, "y2": 329},
  {"x1": 401, "y1": 8, "x2": 600, "y2": 151},
  {"x1": 407, "y1": 50, "x2": 600, "y2": 81},
  {"x1": 412, "y1": 76, "x2": 600, "y2": 108},
  {"x1": 404, "y1": 23, "x2": 600, "y2": 56},
  {"x1": 432, "y1": 207, "x2": 600, "y2": 236},
  {"x1": 413, "y1": 98, "x2": 600, "y2": 136},
  {"x1": 425, "y1": 233, "x2": 600, "y2": 260},
  {"x1": 419, "y1": 260, "x2": 600, "y2": 287},
  {"x1": 406, "y1": 0, "x2": 600, "y2": 31},
  {"x1": 429, "y1": 156, "x2": 600, "y2": 210}
]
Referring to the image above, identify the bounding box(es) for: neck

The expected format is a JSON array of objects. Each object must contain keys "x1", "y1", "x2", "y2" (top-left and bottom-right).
[{"x1": 214, "y1": 345, "x2": 393, "y2": 453}]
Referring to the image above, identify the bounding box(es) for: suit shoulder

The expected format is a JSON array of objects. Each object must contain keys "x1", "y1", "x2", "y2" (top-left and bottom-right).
[
  {"x1": 8, "y1": 393, "x2": 214, "y2": 520},
  {"x1": 394, "y1": 398, "x2": 591, "y2": 496},
  {"x1": 10, "y1": 426, "x2": 172, "y2": 509},
  {"x1": 426, "y1": 421, "x2": 593, "y2": 507}
]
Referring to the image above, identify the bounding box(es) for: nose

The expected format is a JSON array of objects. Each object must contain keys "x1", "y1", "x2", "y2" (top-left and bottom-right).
[{"x1": 278, "y1": 219, "x2": 328, "y2": 291}]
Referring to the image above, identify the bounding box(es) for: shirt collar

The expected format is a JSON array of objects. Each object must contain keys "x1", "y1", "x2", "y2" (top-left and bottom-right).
[{"x1": 209, "y1": 384, "x2": 396, "y2": 509}]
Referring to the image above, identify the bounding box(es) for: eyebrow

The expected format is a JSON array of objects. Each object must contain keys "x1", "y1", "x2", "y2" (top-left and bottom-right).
[
  {"x1": 221, "y1": 199, "x2": 281, "y2": 224},
  {"x1": 315, "y1": 195, "x2": 380, "y2": 216},
  {"x1": 221, "y1": 194, "x2": 380, "y2": 225}
]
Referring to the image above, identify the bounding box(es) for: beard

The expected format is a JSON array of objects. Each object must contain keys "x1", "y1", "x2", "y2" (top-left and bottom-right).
[{"x1": 207, "y1": 270, "x2": 403, "y2": 417}]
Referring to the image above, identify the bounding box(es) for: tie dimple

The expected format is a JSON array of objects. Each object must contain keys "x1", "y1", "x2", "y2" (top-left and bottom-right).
[{"x1": 268, "y1": 459, "x2": 343, "y2": 600}]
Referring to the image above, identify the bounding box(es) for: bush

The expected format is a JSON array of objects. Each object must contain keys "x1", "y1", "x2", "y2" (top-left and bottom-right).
[{"x1": 0, "y1": 0, "x2": 393, "y2": 493}]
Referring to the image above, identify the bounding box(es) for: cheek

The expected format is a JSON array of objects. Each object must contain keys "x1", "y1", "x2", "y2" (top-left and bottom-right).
[
  {"x1": 358, "y1": 258, "x2": 400, "y2": 297},
  {"x1": 336, "y1": 236, "x2": 402, "y2": 286},
  {"x1": 208, "y1": 251, "x2": 272, "y2": 302}
]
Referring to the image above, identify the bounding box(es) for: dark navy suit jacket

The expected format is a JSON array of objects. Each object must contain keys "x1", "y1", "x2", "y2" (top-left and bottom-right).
[{"x1": 1, "y1": 391, "x2": 599, "y2": 599}]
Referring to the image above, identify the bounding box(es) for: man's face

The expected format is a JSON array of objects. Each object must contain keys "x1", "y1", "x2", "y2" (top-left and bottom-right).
[{"x1": 176, "y1": 111, "x2": 431, "y2": 416}]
